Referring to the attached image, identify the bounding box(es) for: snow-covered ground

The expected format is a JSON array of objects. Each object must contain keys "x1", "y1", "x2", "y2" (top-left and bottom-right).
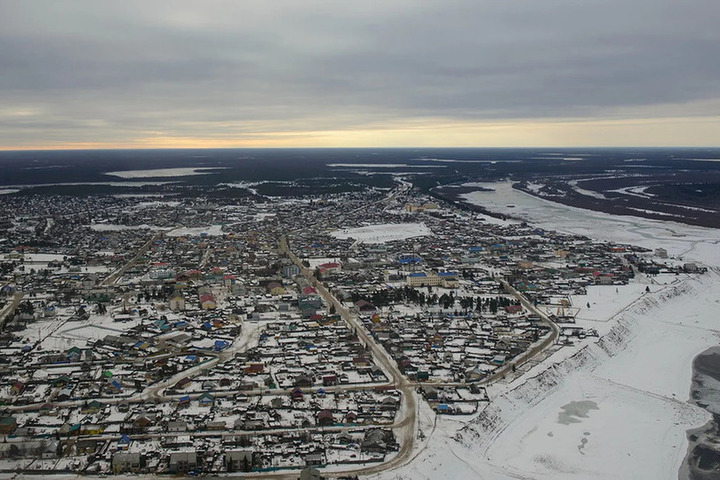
[
  {"x1": 89, "y1": 223, "x2": 165, "y2": 232},
  {"x1": 105, "y1": 167, "x2": 228, "y2": 178},
  {"x1": 166, "y1": 225, "x2": 225, "y2": 237},
  {"x1": 374, "y1": 181, "x2": 720, "y2": 480},
  {"x1": 331, "y1": 222, "x2": 432, "y2": 244}
]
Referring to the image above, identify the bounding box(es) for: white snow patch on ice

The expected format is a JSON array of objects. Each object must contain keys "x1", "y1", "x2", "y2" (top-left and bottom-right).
[{"x1": 105, "y1": 167, "x2": 228, "y2": 178}]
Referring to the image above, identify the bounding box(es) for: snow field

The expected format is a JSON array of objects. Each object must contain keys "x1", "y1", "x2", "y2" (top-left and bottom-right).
[{"x1": 330, "y1": 223, "x2": 432, "y2": 244}]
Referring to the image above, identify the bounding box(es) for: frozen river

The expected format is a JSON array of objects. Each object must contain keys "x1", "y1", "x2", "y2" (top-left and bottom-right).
[{"x1": 374, "y1": 181, "x2": 720, "y2": 480}]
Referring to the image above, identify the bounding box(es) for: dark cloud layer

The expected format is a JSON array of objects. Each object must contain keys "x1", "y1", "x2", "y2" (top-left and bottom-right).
[{"x1": 0, "y1": 0, "x2": 718, "y2": 146}]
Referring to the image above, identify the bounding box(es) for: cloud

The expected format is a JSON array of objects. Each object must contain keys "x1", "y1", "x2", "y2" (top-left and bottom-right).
[{"x1": 0, "y1": 0, "x2": 718, "y2": 147}]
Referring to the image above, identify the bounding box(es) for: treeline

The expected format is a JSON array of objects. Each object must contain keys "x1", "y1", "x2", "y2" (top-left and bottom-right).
[{"x1": 351, "y1": 286, "x2": 519, "y2": 314}]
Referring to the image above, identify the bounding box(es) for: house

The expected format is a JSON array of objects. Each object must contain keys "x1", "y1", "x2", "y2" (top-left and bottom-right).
[
  {"x1": 491, "y1": 354, "x2": 506, "y2": 366},
  {"x1": 117, "y1": 434, "x2": 131, "y2": 450},
  {"x1": 294, "y1": 374, "x2": 313, "y2": 388},
  {"x1": 0, "y1": 416, "x2": 17, "y2": 435},
  {"x1": 298, "y1": 294, "x2": 323, "y2": 311},
  {"x1": 113, "y1": 452, "x2": 142, "y2": 474},
  {"x1": 208, "y1": 421, "x2": 226, "y2": 431},
  {"x1": 302, "y1": 286, "x2": 318, "y2": 295},
  {"x1": 404, "y1": 202, "x2": 438, "y2": 212},
  {"x1": 317, "y1": 262, "x2": 341, "y2": 277},
  {"x1": 380, "y1": 396, "x2": 399, "y2": 411},
  {"x1": 132, "y1": 415, "x2": 153, "y2": 432},
  {"x1": 299, "y1": 466, "x2": 324, "y2": 480},
  {"x1": 198, "y1": 392, "x2": 215, "y2": 407},
  {"x1": 354, "y1": 299, "x2": 376, "y2": 313},
  {"x1": 225, "y1": 450, "x2": 253, "y2": 472},
  {"x1": 10, "y1": 381, "x2": 24, "y2": 395},
  {"x1": 406, "y1": 271, "x2": 459, "y2": 288},
  {"x1": 167, "y1": 420, "x2": 187, "y2": 432},
  {"x1": 305, "y1": 453, "x2": 324, "y2": 466},
  {"x1": 505, "y1": 305, "x2": 523, "y2": 314},
  {"x1": 58, "y1": 423, "x2": 81, "y2": 437},
  {"x1": 168, "y1": 451, "x2": 197, "y2": 473},
  {"x1": 174, "y1": 377, "x2": 192, "y2": 390},
  {"x1": 82, "y1": 400, "x2": 103, "y2": 414},
  {"x1": 200, "y1": 293, "x2": 216, "y2": 310},
  {"x1": 282, "y1": 264, "x2": 301, "y2": 278},
  {"x1": 362, "y1": 429, "x2": 393, "y2": 453},
  {"x1": 317, "y1": 410, "x2": 334, "y2": 427},
  {"x1": 80, "y1": 424, "x2": 103, "y2": 435},
  {"x1": 244, "y1": 363, "x2": 264, "y2": 374},
  {"x1": 291, "y1": 387, "x2": 304, "y2": 401},
  {"x1": 157, "y1": 332, "x2": 192, "y2": 351},
  {"x1": 56, "y1": 386, "x2": 74, "y2": 401},
  {"x1": 168, "y1": 293, "x2": 186, "y2": 311}
]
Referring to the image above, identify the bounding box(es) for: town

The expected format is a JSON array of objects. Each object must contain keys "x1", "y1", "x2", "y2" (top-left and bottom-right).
[{"x1": 0, "y1": 181, "x2": 697, "y2": 478}]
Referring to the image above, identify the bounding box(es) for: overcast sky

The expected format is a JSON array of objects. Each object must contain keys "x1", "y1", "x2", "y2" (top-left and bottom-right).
[{"x1": 1, "y1": 0, "x2": 719, "y2": 149}]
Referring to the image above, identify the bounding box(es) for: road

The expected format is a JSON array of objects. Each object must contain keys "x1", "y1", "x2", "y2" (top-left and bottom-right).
[
  {"x1": 279, "y1": 235, "x2": 418, "y2": 478},
  {"x1": 0, "y1": 292, "x2": 24, "y2": 330},
  {"x1": 476, "y1": 280, "x2": 561, "y2": 385},
  {"x1": 101, "y1": 232, "x2": 165, "y2": 286}
]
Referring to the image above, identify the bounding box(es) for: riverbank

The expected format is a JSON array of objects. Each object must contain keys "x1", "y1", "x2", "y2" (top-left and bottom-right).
[{"x1": 680, "y1": 347, "x2": 720, "y2": 480}]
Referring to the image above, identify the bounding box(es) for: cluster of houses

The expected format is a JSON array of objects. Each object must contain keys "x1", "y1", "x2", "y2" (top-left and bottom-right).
[{"x1": 0, "y1": 182, "x2": 703, "y2": 476}]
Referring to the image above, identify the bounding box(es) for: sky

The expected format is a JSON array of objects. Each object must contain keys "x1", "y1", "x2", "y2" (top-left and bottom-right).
[{"x1": 1, "y1": 0, "x2": 719, "y2": 149}]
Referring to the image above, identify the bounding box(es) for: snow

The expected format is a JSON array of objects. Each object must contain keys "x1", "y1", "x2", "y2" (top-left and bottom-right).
[
  {"x1": 483, "y1": 374, "x2": 702, "y2": 479},
  {"x1": 327, "y1": 164, "x2": 445, "y2": 168},
  {"x1": 376, "y1": 181, "x2": 720, "y2": 480},
  {"x1": 7, "y1": 181, "x2": 174, "y2": 188},
  {"x1": 461, "y1": 181, "x2": 720, "y2": 260},
  {"x1": 331, "y1": 223, "x2": 432, "y2": 244},
  {"x1": 166, "y1": 225, "x2": 225, "y2": 237},
  {"x1": 105, "y1": 167, "x2": 229, "y2": 178},
  {"x1": 21, "y1": 253, "x2": 66, "y2": 263},
  {"x1": 568, "y1": 180, "x2": 606, "y2": 200},
  {"x1": 89, "y1": 223, "x2": 164, "y2": 232},
  {"x1": 327, "y1": 163, "x2": 411, "y2": 168}
]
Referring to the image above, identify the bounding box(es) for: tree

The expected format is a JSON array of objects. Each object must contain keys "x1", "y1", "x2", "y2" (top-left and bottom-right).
[
  {"x1": 489, "y1": 298, "x2": 498, "y2": 314},
  {"x1": 18, "y1": 301, "x2": 34, "y2": 315}
]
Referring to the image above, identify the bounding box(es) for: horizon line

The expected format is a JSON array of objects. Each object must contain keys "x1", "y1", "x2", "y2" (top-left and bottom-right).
[{"x1": 2, "y1": 145, "x2": 720, "y2": 153}]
